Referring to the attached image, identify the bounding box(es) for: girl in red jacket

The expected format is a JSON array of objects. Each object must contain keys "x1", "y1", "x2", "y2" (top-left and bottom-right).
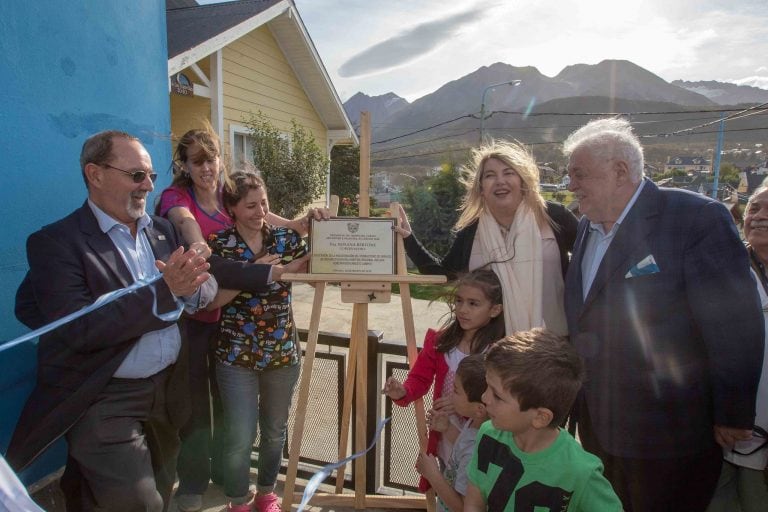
[{"x1": 382, "y1": 269, "x2": 504, "y2": 490}]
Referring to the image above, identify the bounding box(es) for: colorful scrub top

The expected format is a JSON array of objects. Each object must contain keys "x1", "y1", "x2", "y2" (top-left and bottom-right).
[{"x1": 209, "y1": 225, "x2": 307, "y2": 371}]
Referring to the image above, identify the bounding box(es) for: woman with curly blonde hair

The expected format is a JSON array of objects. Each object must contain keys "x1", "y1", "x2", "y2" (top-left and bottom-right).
[{"x1": 398, "y1": 140, "x2": 577, "y2": 335}]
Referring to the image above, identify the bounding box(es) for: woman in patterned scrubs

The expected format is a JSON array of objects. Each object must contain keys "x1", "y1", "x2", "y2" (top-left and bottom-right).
[{"x1": 206, "y1": 170, "x2": 307, "y2": 512}]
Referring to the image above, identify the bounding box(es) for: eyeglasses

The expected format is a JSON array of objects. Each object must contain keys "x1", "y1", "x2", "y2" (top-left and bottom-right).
[{"x1": 102, "y1": 163, "x2": 157, "y2": 183}]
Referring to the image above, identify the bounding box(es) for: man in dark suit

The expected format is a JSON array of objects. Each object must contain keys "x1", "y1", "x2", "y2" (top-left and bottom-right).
[
  {"x1": 6, "y1": 131, "x2": 215, "y2": 512},
  {"x1": 562, "y1": 118, "x2": 764, "y2": 511}
]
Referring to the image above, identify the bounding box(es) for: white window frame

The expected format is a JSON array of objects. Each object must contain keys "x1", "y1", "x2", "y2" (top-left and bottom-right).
[
  {"x1": 229, "y1": 123, "x2": 292, "y2": 172},
  {"x1": 230, "y1": 124, "x2": 255, "y2": 172}
]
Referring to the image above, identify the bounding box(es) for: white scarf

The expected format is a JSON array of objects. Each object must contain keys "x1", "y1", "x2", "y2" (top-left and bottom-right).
[{"x1": 475, "y1": 205, "x2": 544, "y2": 334}]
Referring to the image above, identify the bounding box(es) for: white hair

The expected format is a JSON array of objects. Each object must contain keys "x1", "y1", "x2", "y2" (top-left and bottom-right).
[{"x1": 563, "y1": 117, "x2": 644, "y2": 182}]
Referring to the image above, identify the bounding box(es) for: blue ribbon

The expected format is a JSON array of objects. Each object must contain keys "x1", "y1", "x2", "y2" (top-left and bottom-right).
[
  {"x1": 0, "y1": 274, "x2": 184, "y2": 352},
  {"x1": 297, "y1": 417, "x2": 391, "y2": 512}
]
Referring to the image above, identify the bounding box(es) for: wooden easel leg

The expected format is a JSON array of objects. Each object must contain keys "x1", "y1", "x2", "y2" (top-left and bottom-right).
[
  {"x1": 353, "y1": 303, "x2": 368, "y2": 510},
  {"x1": 399, "y1": 282, "x2": 437, "y2": 512},
  {"x1": 282, "y1": 282, "x2": 326, "y2": 511},
  {"x1": 334, "y1": 306, "x2": 359, "y2": 494}
]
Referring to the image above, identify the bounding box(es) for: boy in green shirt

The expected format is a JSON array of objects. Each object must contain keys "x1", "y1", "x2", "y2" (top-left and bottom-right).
[{"x1": 465, "y1": 329, "x2": 622, "y2": 512}]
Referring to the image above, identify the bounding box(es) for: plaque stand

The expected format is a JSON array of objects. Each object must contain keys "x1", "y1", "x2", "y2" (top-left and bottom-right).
[{"x1": 281, "y1": 202, "x2": 445, "y2": 511}]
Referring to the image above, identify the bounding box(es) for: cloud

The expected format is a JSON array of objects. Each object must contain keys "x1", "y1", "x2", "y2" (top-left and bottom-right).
[
  {"x1": 731, "y1": 76, "x2": 768, "y2": 90},
  {"x1": 338, "y1": 4, "x2": 489, "y2": 78}
]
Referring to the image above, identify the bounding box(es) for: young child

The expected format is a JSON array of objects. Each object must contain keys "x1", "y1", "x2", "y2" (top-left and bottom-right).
[
  {"x1": 382, "y1": 269, "x2": 504, "y2": 490},
  {"x1": 416, "y1": 354, "x2": 489, "y2": 512},
  {"x1": 464, "y1": 328, "x2": 622, "y2": 512}
]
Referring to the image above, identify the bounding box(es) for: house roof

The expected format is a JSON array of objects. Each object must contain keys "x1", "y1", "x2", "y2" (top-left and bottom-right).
[
  {"x1": 746, "y1": 168, "x2": 768, "y2": 194},
  {"x1": 167, "y1": 0, "x2": 357, "y2": 144},
  {"x1": 166, "y1": 0, "x2": 199, "y2": 11},
  {"x1": 666, "y1": 156, "x2": 711, "y2": 166}
]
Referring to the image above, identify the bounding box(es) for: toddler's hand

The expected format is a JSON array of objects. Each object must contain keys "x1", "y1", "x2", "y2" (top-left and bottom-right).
[
  {"x1": 415, "y1": 453, "x2": 440, "y2": 480},
  {"x1": 432, "y1": 396, "x2": 456, "y2": 416},
  {"x1": 381, "y1": 376, "x2": 406, "y2": 400},
  {"x1": 427, "y1": 409, "x2": 449, "y2": 432}
]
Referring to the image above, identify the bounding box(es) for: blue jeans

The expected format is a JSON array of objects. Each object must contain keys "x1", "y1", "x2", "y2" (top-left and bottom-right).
[{"x1": 216, "y1": 361, "x2": 300, "y2": 501}]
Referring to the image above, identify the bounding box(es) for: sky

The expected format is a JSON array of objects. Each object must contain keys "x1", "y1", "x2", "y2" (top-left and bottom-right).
[
  {"x1": 198, "y1": 0, "x2": 768, "y2": 101},
  {"x1": 203, "y1": 0, "x2": 768, "y2": 102}
]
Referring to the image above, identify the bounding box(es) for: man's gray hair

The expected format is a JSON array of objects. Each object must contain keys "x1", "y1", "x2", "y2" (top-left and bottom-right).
[
  {"x1": 80, "y1": 130, "x2": 139, "y2": 187},
  {"x1": 563, "y1": 117, "x2": 644, "y2": 182}
]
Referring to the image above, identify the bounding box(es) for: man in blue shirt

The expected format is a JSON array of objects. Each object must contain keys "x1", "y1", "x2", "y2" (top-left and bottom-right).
[{"x1": 8, "y1": 131, "x2": 216, "y2": 512}]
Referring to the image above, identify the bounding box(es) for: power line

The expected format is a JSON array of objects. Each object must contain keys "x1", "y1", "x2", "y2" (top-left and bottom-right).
[
  {"x1": 657, "y1": 102, "x2": 768, "y2": 137},
  {"x1": 371, "y1": 114, "x2": 476, "y2": 144},
  {"x1": 371, "y1": 129, "x2": 478, "y2": 154},
  {"x1": 371, "y1": 125, "x2": 768, "y2": 162},
  {"x1": 366, "y1": 104, "x2": 768, "y2": 158}
]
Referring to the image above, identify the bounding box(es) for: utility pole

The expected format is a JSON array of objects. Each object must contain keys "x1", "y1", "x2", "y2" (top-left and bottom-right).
[
  {"x1": 479, "y1": 80, "x2": 521, "y2": 144},
  {"x1": 711, "y1": 112, "x2": 726, "y2": 200}
]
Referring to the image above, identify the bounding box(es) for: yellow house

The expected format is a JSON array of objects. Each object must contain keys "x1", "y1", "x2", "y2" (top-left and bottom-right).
[{"x1": 166, "y1": 0, "x2": 357, "y2": 204}]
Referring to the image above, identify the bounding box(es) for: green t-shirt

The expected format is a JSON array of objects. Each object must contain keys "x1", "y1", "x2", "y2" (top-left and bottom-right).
[{"x1": 467, "y1": 422, "x2": 622, "y2": 511}]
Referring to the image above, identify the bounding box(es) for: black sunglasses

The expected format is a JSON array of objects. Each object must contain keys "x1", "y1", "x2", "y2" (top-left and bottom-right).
[{"x1": 102, "y1": 163, "x2": 158, "y2": 183}]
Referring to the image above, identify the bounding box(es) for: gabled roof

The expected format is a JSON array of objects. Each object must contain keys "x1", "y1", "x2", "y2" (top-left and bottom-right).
[
  {"x1": 746, "y1": 168, "x2": 768, "y2": 194},
  {"x1": 166, "y1": 0, "x2": 199, "y2": 11},
  {"x1": 666, "y1": 156, "x2": 711, "y2": 166},
  {"x1": 167, "y1": 0, "x2": 283, "y2": 60},
  {"x1": 167, "y1": 0, "x2": 356, "y2": 144}
]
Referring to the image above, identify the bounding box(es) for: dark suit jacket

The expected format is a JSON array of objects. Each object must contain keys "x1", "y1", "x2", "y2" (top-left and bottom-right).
[
  {"x1": 565, "y1": 180, "x2": 764, "y2": 458},
  {"x1": 404, "y1": 201, "x2": 579, "y2": 279},
  {"x1": 6, "y1": 202, "x2": 192, "y2": 472}
]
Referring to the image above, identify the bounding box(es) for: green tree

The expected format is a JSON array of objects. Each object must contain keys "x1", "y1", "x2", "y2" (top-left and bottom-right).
[
  {"x1": 402, "y1": 162, "x2": 465, "y2": 256},
  {"x1": 330, "y1": 145, "x2": 360, "y2": 216},
  {"x1": 653, "y1": 168, "x2": 688, "y2": 182},
  {"x1": 710, "y1": 163, "x2": 741, "y2": 187},
  {"x1": 245, "y1": 112, "x2": 329, "y2": 218}
]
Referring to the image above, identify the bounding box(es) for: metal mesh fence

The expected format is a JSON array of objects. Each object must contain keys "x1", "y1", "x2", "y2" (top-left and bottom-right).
[
  {"x1": 382, "y1": 360, "x2": 434, "y2": 490},
  {"x1": 249, "y1": 332, "x2": 424, "y2": 493}
]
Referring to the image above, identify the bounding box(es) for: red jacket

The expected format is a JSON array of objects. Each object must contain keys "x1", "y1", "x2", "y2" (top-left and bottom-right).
[{"x1": 393, "y1": 328, "x2": 448, "y2": 491}]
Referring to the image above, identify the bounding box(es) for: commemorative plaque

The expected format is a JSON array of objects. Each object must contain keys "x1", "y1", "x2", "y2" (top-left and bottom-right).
[{"x1": 309, "y1": 218, "x2": 396, "y2": 274}]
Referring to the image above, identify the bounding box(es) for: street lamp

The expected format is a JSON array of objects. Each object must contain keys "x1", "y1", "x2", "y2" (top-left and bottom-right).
[{"x1": 479, "y1": 80, "x2": 521, "y2": 143}]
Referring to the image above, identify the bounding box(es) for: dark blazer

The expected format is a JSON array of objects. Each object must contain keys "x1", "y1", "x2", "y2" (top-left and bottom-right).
[
  {"x1": 6, "y1": 203, "x2": 192, "y2": 472},
  {"x1": 404, "y1": 201, "x2": 578, "y2": 279},
  {"x1": 565, "y1": 180, "x2": 764, "y2": 458}
]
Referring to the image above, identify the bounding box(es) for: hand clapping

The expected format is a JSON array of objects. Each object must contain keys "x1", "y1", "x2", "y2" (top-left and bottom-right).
[{"x1": 156, "y1": 246, "x2": 211, "y2": 297}]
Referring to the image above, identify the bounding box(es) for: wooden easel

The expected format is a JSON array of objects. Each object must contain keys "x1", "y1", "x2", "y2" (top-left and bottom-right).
[
  {"x1": 280, "y1": 113, "x2": 445, "y2": 510},
  {"x1": 280, "y1": 251, "x2": 444, "y2": 510}
]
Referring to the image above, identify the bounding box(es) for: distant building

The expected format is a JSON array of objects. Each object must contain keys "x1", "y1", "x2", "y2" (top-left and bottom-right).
[
  {"x1": 739, "y1": 164, "x2": 768, "y2": 197},
  {"x1": 664, "y1": 156, "x2": 712, "y2": 174},
  {"x1": 372, "y1": 171, "x2": 393, "y2": 193},
  {"x1": 658, "y1": 173, "x2": 733, "y2": 201}
]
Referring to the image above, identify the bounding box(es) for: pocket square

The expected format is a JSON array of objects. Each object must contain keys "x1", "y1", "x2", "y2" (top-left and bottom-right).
[{"x1": 625, "y1": 254, "x2": 660, "y2": 278}]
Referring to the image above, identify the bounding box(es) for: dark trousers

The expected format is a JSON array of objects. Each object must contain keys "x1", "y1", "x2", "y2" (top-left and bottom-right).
[
  {"x1": 176, "y1": 319, "x2": 225, "y2": 495},
  {"x1": 578, "y1": 400, "x2": 723, "y2": 512},
  {"x1": 62, "y1": 367, "x2": 179, "y2": 512}
]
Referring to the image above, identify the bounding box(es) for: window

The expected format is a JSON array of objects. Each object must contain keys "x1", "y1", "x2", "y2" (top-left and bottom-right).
[
  {"x1": 230, "y1": 124, "x2": 255, "y2": 172},
  {"x1": 229, "y1": 123, "x2": 292, "y2": 172}
]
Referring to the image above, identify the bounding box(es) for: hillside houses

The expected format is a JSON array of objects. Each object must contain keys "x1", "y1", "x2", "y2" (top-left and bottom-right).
[{"x1": 664, "y1": 156, "x2": 711, "y2": 174}]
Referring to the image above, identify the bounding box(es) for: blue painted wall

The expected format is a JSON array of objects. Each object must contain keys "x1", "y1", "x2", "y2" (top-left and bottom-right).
[{"x1": 0, "y1": 0, "x2": 173, "y2": 485}]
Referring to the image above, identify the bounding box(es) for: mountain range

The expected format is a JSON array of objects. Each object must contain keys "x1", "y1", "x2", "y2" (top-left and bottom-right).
[{"x1": 344, "y1": 60, "x2": 768, "y2": 167}]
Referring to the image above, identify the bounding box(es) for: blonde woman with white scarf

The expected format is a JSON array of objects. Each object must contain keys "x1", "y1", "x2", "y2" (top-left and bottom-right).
[{"x1": 398, "y1": 140, "x2": 578, "y2": 335}]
